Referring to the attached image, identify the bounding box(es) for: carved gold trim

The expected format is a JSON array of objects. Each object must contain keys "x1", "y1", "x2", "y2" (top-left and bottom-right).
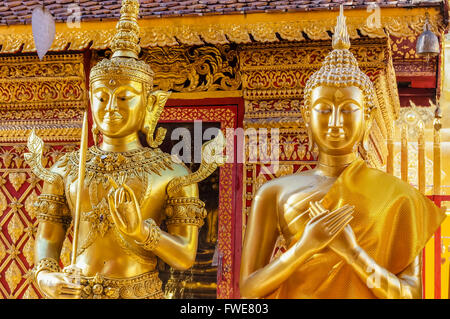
[
  {"x1": 92, "y1": 44, "x2": 241, "y2": 94},
  {"x1": 0, "y1": 53, "x2": 86, "y2": 143},
  {"x1": 0, "y1": 8, "x2": 443, "y2": 53},
  {"x1": 0, "y1": 54, "x2": 87, "y2": 110},
  {"x1": 170, "y1": 91, "x2": 242, "y2": 99},
  {"x1": 0, "y1": 126, "x2": 82, "y2": 143}
]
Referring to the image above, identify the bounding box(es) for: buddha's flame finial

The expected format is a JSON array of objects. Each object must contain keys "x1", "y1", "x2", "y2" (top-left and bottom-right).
[
  {"x1": 111, "y1": 0, "x2": 141, "y2": 59},
  {"x1": 332, "y1": 5, "x2": 351, "y2": 50}
]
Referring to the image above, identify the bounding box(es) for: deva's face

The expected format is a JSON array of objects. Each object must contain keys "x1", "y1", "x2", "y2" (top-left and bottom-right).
[
  {"x1": 309, "y1": 86, "x2": 365, "y2": 155},
  {"x1": 91, "y1": 79, "x2": 146, "y2": 138}
]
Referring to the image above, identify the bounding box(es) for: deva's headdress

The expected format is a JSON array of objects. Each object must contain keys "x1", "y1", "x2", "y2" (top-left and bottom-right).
[
  {"x1": 90, "y1": 0, "x2": 170, "y2": 148},
  {"x1": 90, "y1": 0, "x2": 154, "y2": 88},
  {"x1": 303, "y1": 5, "x2": 377, "y2": 114}
]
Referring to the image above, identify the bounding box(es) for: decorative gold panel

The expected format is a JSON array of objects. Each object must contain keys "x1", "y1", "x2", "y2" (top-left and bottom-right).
[
  {"x1": 0, "y1": 143, "x2": 79, "y2": 299},
  {"x1": 0, "y1": 52, "x2": 85, "y2": 298},
  {"x1": 0, "y1": 54, "x2": 86, "y2": 143},
  {"x1": 93, "y1": 44, "x2": 241, "y2": 93}
]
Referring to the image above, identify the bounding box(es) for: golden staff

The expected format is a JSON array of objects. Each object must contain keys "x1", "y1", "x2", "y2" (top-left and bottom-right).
[{"x1": 71, "y1": 111, "x2": 89, "y2": 266}]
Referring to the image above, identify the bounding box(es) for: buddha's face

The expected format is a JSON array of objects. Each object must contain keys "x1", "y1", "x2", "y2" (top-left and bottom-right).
[
  {"x1": 91, "y1": 79, "x2": 146, "y2": 138},
  {"x1": 309, "y1": 86, "x2": 365, "y2": 155}
]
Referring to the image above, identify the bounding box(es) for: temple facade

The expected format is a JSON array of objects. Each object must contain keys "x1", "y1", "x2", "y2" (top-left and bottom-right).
[{"x1": 0, "y1": 0, "x2": 448, "y2": 299}]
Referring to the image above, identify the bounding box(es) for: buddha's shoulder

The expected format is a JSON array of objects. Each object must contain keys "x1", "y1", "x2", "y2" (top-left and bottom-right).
[{"x1": 255, "y1": 168, "x2": 329, "y2": 196}]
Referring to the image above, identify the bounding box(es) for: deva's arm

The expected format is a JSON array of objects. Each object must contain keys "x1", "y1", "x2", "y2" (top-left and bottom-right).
[
  {"x1": 108, "y1": 176, "x2": 206, "y2": 271},
  {"x1": 152, "y1": 182, "x2": 205, "y2": 270},
  {"x1": 109, "y1": 134, "x2": 226, "y2": 271},
  {"x1": 34, "y1": 179, "x2": 71, "y2": 267}
]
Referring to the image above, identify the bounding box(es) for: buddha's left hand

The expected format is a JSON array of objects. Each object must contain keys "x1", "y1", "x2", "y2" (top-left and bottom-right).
[
  {"x1": 108, "y1": 183, "x2": 148, "y2": 243},
  {"x1": 328, "y1": 223, "x2": 358, "y2": 263},
  {"x1": 309, "y1": 201, "x2": 359, "y2": 263}
]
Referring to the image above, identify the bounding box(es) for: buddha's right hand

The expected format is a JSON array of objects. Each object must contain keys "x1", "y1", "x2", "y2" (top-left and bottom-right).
[
  {"x1": 36, "y1": 271, "x2": 82, "y2": 299},
  {"x1": 298, "y1": 205, "x2": 354, "y2": 254}
]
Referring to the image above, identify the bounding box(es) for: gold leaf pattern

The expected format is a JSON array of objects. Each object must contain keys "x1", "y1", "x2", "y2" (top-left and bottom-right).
[
  {"x1": 7, "y1": 213, "x2": 24, "y2": 243},
  {"x1": 0, "y1": 190, "x2": 6, "y2": 214},
  {"x1": 0, "y1": 240, "x2": 5, "y2": 261},
  {"x1": 8, "y1": 172, "x2": 27, "y2": 191},
  {"x1": 24, "y1": 190, "x2": 38, "y2": 219},
  {"x1": 22, "y1": 285, "x2": 39, "y2": 299},
  {"x1": 5, "y1": 260, "x2": 22, "y2": 293},
  {"x1": 22, "y1": 238, "x2": 34, "y2": 266}
]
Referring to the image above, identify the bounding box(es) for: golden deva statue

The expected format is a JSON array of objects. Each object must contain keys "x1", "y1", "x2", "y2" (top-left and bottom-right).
[
  {"x1": 240, "y1": 6, "x2": 446, "y2": 299},
  {"x1": 25, "y1": 0, "x2": 223, "y2": 299}
]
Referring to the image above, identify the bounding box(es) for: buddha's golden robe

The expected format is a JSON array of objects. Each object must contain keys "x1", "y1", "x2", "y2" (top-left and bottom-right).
[{"x1": 268, "y1": 158, "x2": 446, "y2": 299}]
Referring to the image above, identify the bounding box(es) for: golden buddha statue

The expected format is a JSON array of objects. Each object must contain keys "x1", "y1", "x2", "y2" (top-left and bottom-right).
[
  {"x1": 25, "y1": 0, "x2": 223, "y2": 299},
  {"x1": 240, "y1": 6, "x2": 446, "y2": 299}
]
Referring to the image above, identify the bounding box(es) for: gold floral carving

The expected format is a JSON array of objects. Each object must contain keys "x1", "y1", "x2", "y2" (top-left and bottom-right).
[
  {"x1": 0, "y1": 109, "x2": 83, "y2": 121},
  {"x1": 0, "y1": 190, "x2": 7, "y2": 215},
  {"x1": 22, "y1": 239, "x2": 35, "y2": 266},
  {"x1": 24, "y1": 190, "x2": 38, "y2": 219},
  {"x1": 0, "y1": 8, "x2": 442, "y2": 53},
  {"x1": 0, "y1": 54, "x2": 86, "y2": 143},
  {"x1": 0, "y1": 143, "x2": 79, "y2": 298},
  {"x1": 8, "y1": 173, "x2": 27, "y2": 192},
  {"x1": 0, "y1": 55, "x2": 87, "y2": 110},
  {"x1": 5, "y1": 260, "x2": 22, "y2": 293},
  {"x1": 390, "y1": 36, "x2": 437, "y2": 77},
  {"x1": 94, "y1": 44, "x2": 241, "y2": 93},
  {"x1": 22, "y1": 286, "x2": 39, "y2": 299},
  {"x1": 7, "y1": 213, "x2": 24, "y2": 243},
  {"x1": 0, "y1": 240, "x2": 5, "y2": 262}
]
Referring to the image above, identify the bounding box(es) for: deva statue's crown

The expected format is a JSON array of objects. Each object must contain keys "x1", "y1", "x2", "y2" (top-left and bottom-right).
[
  {"x1": 303, "y1": 5, "x2": 377, "y2": 113},
  {"x1": 90, "y1": 0, "x2": 154, "y2": 87}
]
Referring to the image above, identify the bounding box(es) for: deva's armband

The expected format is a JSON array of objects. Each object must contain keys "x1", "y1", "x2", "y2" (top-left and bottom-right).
[
  {"x1": 33, "y1": 257, "x2": 61, "y2": 282},
  {"x1": 34, "y1": 194, "x2": 71, "y2": 229},
  {"x1": 164, "y1": 197, "x2": 207, "y2": 227}
]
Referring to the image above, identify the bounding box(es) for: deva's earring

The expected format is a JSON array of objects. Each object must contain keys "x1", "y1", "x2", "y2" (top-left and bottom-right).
[{"x1": 92, "y1": 123, "x2": 100, "y2": 146}]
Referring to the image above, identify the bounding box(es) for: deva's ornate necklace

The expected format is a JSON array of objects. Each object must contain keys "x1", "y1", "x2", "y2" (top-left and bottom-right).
[{"x1": 60, "y1": 146, "x2": 174, "y2": 261}]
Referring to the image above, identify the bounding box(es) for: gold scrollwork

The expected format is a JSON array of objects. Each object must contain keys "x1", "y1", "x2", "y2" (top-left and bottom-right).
[
  {"x1": 143, "y1": 44, "x2": 241, "y2": 92},
  {"x1": 93, "y1": 44, "x2": 241, "y2": 93}
]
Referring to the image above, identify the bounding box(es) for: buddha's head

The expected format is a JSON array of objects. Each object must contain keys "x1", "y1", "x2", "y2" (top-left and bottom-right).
[
  {"x1": 302, "y1": 6, "x2": 377, "y2": 156},
  {"x1": 89, "y1": 0, "x2": 168, "y2": 148}
]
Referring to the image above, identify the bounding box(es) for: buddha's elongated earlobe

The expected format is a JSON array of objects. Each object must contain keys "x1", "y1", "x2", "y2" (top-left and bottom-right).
[
  {"x1": 307, "y1": 125, "x2": 315, "y2": 153},
  {"x1": 301, "y1": 108, "x2": 315, "y2": 153},
  {"x1": 361, "y1": 112, "x2": 372, "y2": 153}
]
